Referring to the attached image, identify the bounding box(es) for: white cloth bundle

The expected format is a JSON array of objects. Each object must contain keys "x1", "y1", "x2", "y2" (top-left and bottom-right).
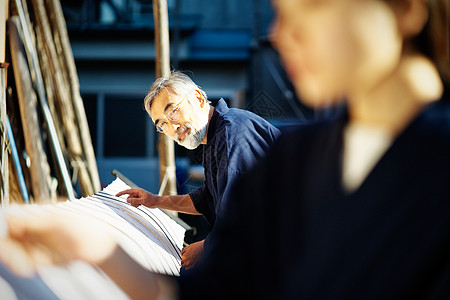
[{"x1": 0, "y1": 178, "x2": 186, "y2": 299}]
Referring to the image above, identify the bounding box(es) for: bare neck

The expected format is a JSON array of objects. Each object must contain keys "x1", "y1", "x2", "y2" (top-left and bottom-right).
[
  {"x1": 201, "y1": 105, "x2": 215, "y2": 144},
  {"x1": 348, "y1": 54, "x2": 443, "y2": 135}
]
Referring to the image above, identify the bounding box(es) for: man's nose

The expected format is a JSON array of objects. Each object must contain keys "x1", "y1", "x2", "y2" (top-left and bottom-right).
[{"x1": 172, "y1": 123, "x2": 181, "y2": 131}]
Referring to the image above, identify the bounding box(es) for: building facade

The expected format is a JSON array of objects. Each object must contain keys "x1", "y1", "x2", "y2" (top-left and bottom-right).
[{"x1": 62, "y1": 0, "x2": 313, "y2": 192}]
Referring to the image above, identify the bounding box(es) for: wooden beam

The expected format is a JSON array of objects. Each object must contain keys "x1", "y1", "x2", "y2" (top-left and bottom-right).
[
  {"x1": 0, "y1": 0, "x2": 7, "y2": 63},
  {"x1": 8, "y1": 16, "x2": 54, "y2": 203},
  {"x1": 0, "y1": 66, "x2": 8, "y2": 204},
  {"x1": 153, "y1": 0, "x2": 177, "y2": 196},
  {"x1": 30, "y1": 0, "x2": 95, "y2": 196},
  {"x1": 13, "y1": 0, "x2": 75, "y2": 200},
  {"x1": 47, "y1": 0, "x2": 101, "y2": 193},
  {"x1": 0, "y1": 0, "x2": 7, "y2": 203}
]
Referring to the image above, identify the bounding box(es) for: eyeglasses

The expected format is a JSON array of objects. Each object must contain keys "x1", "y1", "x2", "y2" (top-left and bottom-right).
[{"x1": 155, "y1": 95, "x2": 187, "y2": 133}]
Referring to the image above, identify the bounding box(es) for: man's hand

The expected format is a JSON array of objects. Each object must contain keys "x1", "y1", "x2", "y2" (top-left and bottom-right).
[
  {"x1": 116, "y1": 191, "x2": 201, "y2": 215},
  {"x1": 116, "y1": 188, "x2": 159, "y2": 208},
  {"x1": 181, "y1": 240, "x2": 205, "y2": 270}
]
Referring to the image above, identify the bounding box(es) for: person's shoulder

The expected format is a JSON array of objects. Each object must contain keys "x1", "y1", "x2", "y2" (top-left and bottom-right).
[
  {"x1": 225, "y1": 107, "x2": 268, "y2": 123},
  {"x1": 401, "y1": 98, "x2": 450, "y2": 163},
  {"x1": 420, "y1": 98, "x2": 450, "y2": 137},
  {"x1": 219, "y1": 108, "x2": 278, "y2": 133},
  {"x1": 277, "y1": 117, "x2": 339, "y2": 144},
  {"x1": 214, "y1": 99, "x2": 275, "y2": 127},
  {"x1": 251, "y1": 119, "x2": 332, "y2": 168}
]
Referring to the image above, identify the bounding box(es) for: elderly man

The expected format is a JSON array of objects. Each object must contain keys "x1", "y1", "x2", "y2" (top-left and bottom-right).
[{"x1": 116, "y1": 71, "x2": 281, "y2": 270}]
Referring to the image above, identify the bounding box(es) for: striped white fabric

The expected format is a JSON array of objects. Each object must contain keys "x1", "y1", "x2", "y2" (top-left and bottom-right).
[{"x1": 0, "y1": 178, "x2": 186, "y2": 299}]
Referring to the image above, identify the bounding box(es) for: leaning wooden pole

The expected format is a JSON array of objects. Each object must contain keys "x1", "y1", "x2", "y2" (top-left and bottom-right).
[
  {"x1": 14, "y1": 0, "x2": 75, "y2": 200},
  {"x1": 47, "y1": 0, "x2": 101, "y2": 194},
  {"x1": 0, "y1": 0, "x2": 8, "y2": 204},
  {"x1": 30, "y1": 0, "x2": 95, "y2": 196},
  {"x1": 0, "y1": 67, "x2": 8, "y2": 204},
  {"x1": 153, "y1": 0, "x2": 177, "y2": 196},
  {"x1": 9, "y1": 16, "x2": 55, "y2": 203},
  {"x1": 0, "y1": 68, "x2": 7, "y2": 205}
]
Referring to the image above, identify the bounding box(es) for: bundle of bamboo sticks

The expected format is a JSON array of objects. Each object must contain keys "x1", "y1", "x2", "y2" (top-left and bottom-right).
[{"x1": 0, "y1": 0, "x2": 100, "y2": 204}]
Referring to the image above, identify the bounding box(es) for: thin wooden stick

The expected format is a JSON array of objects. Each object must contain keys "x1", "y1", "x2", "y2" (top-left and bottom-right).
[
  {"x1": 30, "y1": 0, "x2": 94, "y2": 196},
  {"x1": 46, "y1": 0, "x2": 101, "y2": 193},
  {"x1": 8, "y1": 16, "x2": 54, "y2": 203},
  {"x1": 0, "y1": 67, "x2": 9, "y2": 204},
  {"x1": 153, "y1": 0, "x2": 178, "y2": 196},
  {"x1": 0, "y1": 0, "x2": 9, "y2": 204},
  {"x1": 12, "y1": 0, "x2": 75, "y2": 200}
]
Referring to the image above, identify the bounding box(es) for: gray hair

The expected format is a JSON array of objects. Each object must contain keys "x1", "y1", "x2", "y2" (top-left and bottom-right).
[{"x1": 144, "y1": 71, "x2": 208, "y2": 115}]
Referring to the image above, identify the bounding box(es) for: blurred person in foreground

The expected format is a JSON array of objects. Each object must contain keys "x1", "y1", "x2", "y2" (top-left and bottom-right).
[
  {"x1": 1, "y1": 0, "x2": 449, "y2": 299},
  {"x1": 116, "y1": 71, "x2": 280, "y2": 270}
]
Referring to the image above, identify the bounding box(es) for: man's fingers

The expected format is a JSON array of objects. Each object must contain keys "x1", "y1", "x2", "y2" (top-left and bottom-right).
[
  {"x1": 116, "y1": 189, "x2": 137, "y2": 197},
  {"x1": 181, "y1": 246, "x2": 194, "y2": 269},
  {"x1": 181, "y1": 257, "x2": 193, "y2": 270},
  {"x1": 126, "y1": 198, "x2": 142, "y2": 207},
  {"x1": 181, "y1": 255, "x2": 190, "y2": 269},
  {"x1": 116, "y1": 189, "x2": 141, "y2": 197}
]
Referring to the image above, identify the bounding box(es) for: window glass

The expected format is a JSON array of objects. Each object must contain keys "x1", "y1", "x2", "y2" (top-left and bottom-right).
[
  {"x1": 81, "y1": 93, "x2": 98, "y2": 154},
  {"x1": 105, "y1": 96, "x2": 147, "y2": 157}
]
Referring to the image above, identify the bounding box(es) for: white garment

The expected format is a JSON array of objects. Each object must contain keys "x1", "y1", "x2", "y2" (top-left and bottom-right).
[{"x1": 342, "y1": 123, "x2": 393, "y2": 193}]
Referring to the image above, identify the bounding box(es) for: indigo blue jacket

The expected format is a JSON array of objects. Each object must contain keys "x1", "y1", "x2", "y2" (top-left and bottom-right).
[
  {"x1": 189, "y1": 99, "x2": 281, "y2": 226},
  {"x1": 181, "y1": 97, "x2": 450, "y2": 300}
]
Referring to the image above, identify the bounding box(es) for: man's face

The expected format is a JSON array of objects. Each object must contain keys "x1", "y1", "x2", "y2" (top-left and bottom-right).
[{"x1": 150, "y1": 89, "x2": 209, "y2": 150}]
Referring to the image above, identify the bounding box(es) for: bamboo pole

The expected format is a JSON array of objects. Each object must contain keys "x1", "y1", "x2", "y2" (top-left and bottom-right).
[
  {"x1": 0, "y1": 0, "x2": 7, "y2": 63},
  {"x1": 0, "y1": 0, "x2": 8, "y2": 204},
  {"x1": 13, "y1": 0, "x2": 75, "y2": 200},
  {"x1": 153, "y1": 0, "x2": 177, "y2": 196},
  {"x1": 30, "y1": 0, "x2": 95, "y2": 196},
  {"x1": 8, "y1": 16, "x2": 54, "y2": 203},
  {"x1": 0, "y1": 68, "x2": 8, "y2": 204},
  {"x1": 34, "y1": 23, "x2": 67, "y2": 164},
  {"x1": 46, "y1": 0, "x2": 101, "y2": 193}
]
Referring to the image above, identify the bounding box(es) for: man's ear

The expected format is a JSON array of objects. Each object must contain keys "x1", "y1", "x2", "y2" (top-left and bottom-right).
[
  {"x1": 392, "y1": 0, "x2": 429, "y2": 39},
  {"x1": 194, "y1": 89, "x2": 205, "y2": 108}
]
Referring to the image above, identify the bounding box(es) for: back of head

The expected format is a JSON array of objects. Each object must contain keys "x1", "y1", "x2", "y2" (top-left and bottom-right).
[{"x1": 144, "y1": 71, "x2": 207, "y2": 115}]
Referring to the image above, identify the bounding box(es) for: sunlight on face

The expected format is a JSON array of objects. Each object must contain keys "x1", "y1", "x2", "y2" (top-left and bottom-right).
[
  {"x1": 151, "y1": 90, "x2": 208, "y2": 150},
  {"x1": 174, "y1": 100, "x2": 208, "y2": 150},
  {"x1": 271, "y1": 0, "x2": 402, "y2": 107}
]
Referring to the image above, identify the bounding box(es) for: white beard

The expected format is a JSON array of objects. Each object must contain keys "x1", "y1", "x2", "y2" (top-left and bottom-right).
[{"x1": 173, "y1": 107, "x2": 208, "y2": 150}]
